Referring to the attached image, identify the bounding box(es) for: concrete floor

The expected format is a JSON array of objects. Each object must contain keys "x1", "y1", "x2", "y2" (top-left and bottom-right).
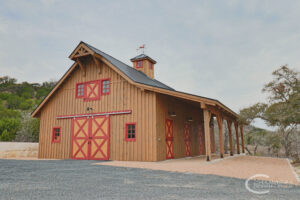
[
  {"x1": 0, "y1": 159, "x2": 300, "y2": 200},
  {"x1": 97, "y1": 155, "x2": 299, "y2": 185}
]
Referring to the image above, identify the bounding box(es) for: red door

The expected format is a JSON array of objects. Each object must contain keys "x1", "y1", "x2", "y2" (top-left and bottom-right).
[
  {"x1": 198, "y1": 124, "x2": 205, "y2": 155},
  {"x1": 72, "y1": 117, "x2": 89, "y2": 160},
  {"x1": 89, "y1": 116, "x2": 110, "y2": 160},
  {"x1": 184, "y1": 123, "x2": 191, "y2": 156},
  {"x1": 71, "y1": 116, "x2": 110, "y2": 160},
  {"x1": 165, "y1": 119, "x2": 174, "y2": 159}
]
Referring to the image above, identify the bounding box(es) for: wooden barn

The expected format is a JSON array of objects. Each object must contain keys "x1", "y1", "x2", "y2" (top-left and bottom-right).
[{"x1": 32, "y1": 42, "x2": 245, "y2": 161}]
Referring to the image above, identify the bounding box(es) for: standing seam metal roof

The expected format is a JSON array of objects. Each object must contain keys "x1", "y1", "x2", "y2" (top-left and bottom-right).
[{"x1": 83, "y1": 42, "x2": 174, "y2": 91}]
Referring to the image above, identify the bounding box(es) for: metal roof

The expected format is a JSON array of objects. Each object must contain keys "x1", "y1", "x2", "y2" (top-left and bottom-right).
[
  {"x1": 83, "y1": 42, "x2": 174, "y2": 91},
  {"x1": 130, "y1": 54, "x2": 157, "y2": 64}
]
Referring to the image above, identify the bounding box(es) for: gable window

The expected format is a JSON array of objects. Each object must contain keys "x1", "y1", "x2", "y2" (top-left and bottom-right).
[
  {"x1": 125, "y1": 123, "x2": 136, "y2": 142},
  {"x1": 136, "y1": 61, "x2": 143, "y2": 68},
  {"x1": 75, "y1": 80, "x2": 101, "y2": 101},
  {"x1": 102, "y1": 79, "x2": 110, "y2": 95},
  {"x1": 76, "y1": 83, "x2": 85, "y2": 98},
  {"x1": 52, "y1": 127, "x2": 61, "y2": 143}
]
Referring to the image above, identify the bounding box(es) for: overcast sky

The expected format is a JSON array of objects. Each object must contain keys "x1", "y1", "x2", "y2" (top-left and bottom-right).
[{"x1": 1, "y1": 0, "x2": 299, "y2": 129}]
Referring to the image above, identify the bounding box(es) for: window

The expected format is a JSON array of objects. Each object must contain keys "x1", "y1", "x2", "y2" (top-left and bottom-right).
[
  {"x1": 125, "y1": 123, "x2": 136, "y2": 142},
  {"x1": 76, "y1": 83, "x2": 85, "y2": 98},
  {"x1": 149, "y1": 62, "x2": 153, "y2": 69},
  {"x1": 102, "y1": 79, "x2": 110, "y2": 95},
  {"x1": 136, "y1": 61, "x2": 143, "y2": 68},
  {"x1": 52, "y1": 127, "x2": 61, "y2": 143}
]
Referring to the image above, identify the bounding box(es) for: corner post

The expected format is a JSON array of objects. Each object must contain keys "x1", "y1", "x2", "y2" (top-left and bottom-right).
[{"x1": 201, "y1": 103, "x2": 212, "y2": 161}]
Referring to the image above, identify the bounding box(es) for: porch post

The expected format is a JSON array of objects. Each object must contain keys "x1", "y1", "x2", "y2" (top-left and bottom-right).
[
  {"x1": 216, "y1": 114, "x2": 224, "y2": 158},
  {"x1": 234, "y1": 122, "x2": 240, "y2": 154},
  {"x1": 226, "y1": 120, "x2": 234, "y2": 156},
  {"x1": 202, "y1": 103, "x2": 212, "y2": 161},
  {"x1": 240, "y1": 125, "x2": 245, "y2": 153}
]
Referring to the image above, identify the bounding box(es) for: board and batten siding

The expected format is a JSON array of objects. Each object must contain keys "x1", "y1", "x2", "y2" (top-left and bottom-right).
[
  {"x1": 156, "y1": 94, "x2": 204, "y2": 161},
  {"x1": 38, "y1": 56, "x2": 157, "y2": 161}
]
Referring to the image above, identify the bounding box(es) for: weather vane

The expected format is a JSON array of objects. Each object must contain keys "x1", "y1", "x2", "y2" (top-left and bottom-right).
[{"x1": 136, "y1": 44, "x2": 146, "y2": 54}]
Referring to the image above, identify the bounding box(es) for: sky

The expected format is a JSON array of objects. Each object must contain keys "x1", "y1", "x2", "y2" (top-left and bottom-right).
[{"x1": 1, "y1": 0, "x2": 300, "y2": 129}]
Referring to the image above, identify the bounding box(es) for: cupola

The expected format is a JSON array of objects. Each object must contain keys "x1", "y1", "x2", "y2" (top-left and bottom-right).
[{"x1": 130, "y1": 54, "x2": 156, "y2": 79}]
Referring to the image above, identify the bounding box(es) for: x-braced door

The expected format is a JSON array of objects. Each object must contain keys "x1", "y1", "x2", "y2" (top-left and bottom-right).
[
  {"x1": 89, "y1": 116, "x2": 110, "y2": 160},
  {"x1": 71, "y1": 116, "x2": 110, "y2": 160},
  {"x1": 72, "y1": 117, "x2": 89, "y2": 160},
  {"x1": 184, "y1": 123, "x2": 191, "y2": 156},
  {"x1": 84, "y1": 80, "x2": 101, "y2": 101},
  {"x1": 165, "y1": 119, "x2": 174, "y2": 159}
]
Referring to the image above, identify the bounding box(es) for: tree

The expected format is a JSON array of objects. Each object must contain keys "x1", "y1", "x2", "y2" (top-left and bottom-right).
[{"x1": 239, "y1": 66, "x2": 300, "y2": 158}]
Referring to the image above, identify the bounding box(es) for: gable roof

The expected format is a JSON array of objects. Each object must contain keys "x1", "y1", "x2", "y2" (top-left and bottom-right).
[{"x1": 32, "y1": 42, "x2": 238, "y2": 119}]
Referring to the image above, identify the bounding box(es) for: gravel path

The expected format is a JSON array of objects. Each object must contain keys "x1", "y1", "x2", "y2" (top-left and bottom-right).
[
  {"x1": 98, "y1": 155, "x2": 298, "y2": 185},
  {"x1": 0, "y1": 159, "x2": 299, "y2": 200}
]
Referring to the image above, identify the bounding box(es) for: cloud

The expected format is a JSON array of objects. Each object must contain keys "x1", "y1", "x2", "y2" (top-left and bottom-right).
[{"x1": 0, "y1": 0, "x2": 299, "y2": 129}]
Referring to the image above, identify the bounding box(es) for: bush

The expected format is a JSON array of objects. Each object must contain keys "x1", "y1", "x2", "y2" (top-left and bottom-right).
[{"x1": 0, "y1": 118, "x2": 21, "y2": 141}]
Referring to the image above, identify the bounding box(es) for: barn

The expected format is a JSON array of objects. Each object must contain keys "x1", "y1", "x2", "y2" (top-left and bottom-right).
[{"x1": 31, "y1": 41, "x2": 245, "y2": 161}]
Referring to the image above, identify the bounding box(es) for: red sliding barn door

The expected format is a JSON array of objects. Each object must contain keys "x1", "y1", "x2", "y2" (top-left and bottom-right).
[
  {"x1": 184, "y1": 123, "x2": 191, "y2": 156},
  {"x1": 89, "y1": 116, "x2": 110, "y2": 160},
  {"x1": 72, "y1": 117, "x2": 89, "y2": 160},
  {"x1": 71, "y1": 116, "x2": 110, "y2": 160},
  {"x1": 165, "y1": 119, "x2": 174, "y2": 159}
]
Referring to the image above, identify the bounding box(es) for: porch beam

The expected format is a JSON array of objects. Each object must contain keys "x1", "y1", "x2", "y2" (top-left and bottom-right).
[
  {"x1": 234, "y1": 122, "x2": 240, "y2": 154},
  {"x1": 226, "y1": 120, "x2": 234, "y2": 156},
  {"x1": 202, "y1": 103, "x2": 212, "y2": 161}
]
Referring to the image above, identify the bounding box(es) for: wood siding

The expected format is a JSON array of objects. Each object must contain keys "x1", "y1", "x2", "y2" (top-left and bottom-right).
[
  {"x1": 156, "y1": 94, "x2": 204, "y2": 161},
  {"x1": 38, "y1": 56, "x2": 157, "y2": 161}
]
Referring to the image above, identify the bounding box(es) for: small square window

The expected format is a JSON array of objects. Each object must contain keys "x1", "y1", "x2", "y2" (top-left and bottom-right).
[
  {"x1": 52, "y1": 127, "x2": 61, "y2": 143},
  {"x1": 102, "y1": 79, "x2": 110, "y2": 95},
  {"x1": 76, "y1": 83, "x2": 85, "y2": 98},
  {"x1": 136, "y1": 61, "x2": 143, "y2": 68},
  {"x1": 125, "y1": 123, "x2": 136, "y2": 142}
]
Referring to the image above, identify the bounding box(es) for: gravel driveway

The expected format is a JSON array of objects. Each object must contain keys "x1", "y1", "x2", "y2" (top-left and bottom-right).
[{"x1": 0, "y1": 159, "x2": 299, "y2": 200}]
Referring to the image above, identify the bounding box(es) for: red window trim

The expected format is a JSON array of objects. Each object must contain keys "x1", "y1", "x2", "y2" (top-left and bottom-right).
[
  {"x1": 75, "y1": 82, "x2": 85, "y2": 99},
  {"x1": 52, "y1": 127, "x2": 61, "y2": 143},
  {"x1": 83, "y1": 80, "x2": 101, "y2": 102},
  {"x1": 136, "y1": 61, "x2": 143, "y2": 68},
  {"x1": 101, "y1": 78, "x2": 110, "y2": 95},
  {"x1": 125, "y1": 122, "x2": 136, "y2": 142}
]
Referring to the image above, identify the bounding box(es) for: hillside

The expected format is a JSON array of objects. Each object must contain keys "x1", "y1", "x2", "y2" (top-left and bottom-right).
[{"x1": 0, "y1": 76, "x2": 56, "y2": 142}]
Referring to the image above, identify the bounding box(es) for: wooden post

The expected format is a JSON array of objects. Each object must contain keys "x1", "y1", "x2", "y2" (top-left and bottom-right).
[
  {"x1": 226, "y1": 120, "x2": 234, "y2": 156},
  {"x1": 234, "y1": 122, "x2": 240, "y2": 154},
  {"x1": 216, "y1": 114, "x2": 224, "y2": 158},
  {"x1": 202, "y1": 103, "x2": 211, "y2": 161},
  {"x1": 240, "y1": 125, "x2": 245, "y2": 153}
]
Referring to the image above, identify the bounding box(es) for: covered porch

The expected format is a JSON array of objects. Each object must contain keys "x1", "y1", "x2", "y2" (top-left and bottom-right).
[{"x1": 156, "y1": 93, "x2": 245, "y2": 161}]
